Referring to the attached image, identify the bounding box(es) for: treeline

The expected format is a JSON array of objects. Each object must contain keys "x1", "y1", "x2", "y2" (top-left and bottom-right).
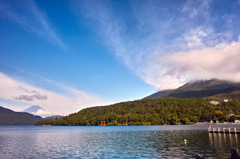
[{"x1": 35, "y1": 98, "x2": 240, "y2": 126}]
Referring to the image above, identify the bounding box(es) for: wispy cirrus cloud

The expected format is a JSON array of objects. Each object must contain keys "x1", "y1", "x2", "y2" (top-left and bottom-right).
[
  {"x1": 72, "y1": 0, "x2": 127, "y2": 62},
  {"x1": 72, "y1": 0, "x2": 240, "y2": 90},
  {"x1": 0, "y1": 0, "x2": 65, "y2": 50},
  {"x1": 181, "y1": 0, "x2": 211, "y2": 19},
  {"x1": 0, "y1": 72, "x2": 110, "y2": 115}
]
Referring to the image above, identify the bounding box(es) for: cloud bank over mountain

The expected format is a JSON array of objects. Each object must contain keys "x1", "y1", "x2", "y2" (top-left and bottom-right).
[
  {"x1": 22, "y1": 105, "x2": 52, "y2": 117},
  {"x1": 73, "y1": 0, "x2": 240, "y2": 90},
  {"x1": 149, "y1": 41, "x2": 240, "y2": 90}
]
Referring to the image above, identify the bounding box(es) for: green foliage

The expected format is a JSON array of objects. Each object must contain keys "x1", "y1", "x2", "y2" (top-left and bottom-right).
[{"x1": 35, "y1": 98, "x2": 240, "y2": 126}]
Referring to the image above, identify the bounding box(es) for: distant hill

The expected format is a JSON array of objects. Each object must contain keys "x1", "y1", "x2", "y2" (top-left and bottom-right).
[
  {"x1": 43, "y1": 115, "x2": 64, "y2": 120},
  {"x1": 23, "y1": 105, "x2": 52, "y2": 117},
  {"x1": 0, "y1": 106, "x2": 42, "y2": 125},
  {"x1": 145, "y1": 79, "x2": 240, "y2": 99}
]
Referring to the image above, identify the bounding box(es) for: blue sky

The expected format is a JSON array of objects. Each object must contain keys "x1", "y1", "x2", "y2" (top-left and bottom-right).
[{"x1": 0, "y1": 0, "x2": 240, "y2": 115}]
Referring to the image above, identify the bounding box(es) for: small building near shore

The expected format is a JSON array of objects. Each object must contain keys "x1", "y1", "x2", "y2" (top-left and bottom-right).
[
  {"x1": 235, "y1": 120, "x2": 240, "y2": 123},
  {"x1": 223, "y1": 99, "x2": 229, "y2": 102},
  {"x1": 209, "y1": 100, "x2": 219, "y2": 105},
  {"x1": 228, "y1": 113, "x2": 235, "y2": 117}
]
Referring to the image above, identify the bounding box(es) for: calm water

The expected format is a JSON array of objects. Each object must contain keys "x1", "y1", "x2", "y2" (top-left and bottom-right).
[{"x1": 0, "y1": 125, "x2": 239, "y2": 159}]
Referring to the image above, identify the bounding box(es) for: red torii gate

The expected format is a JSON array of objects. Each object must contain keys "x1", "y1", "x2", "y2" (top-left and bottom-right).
[{"x1": 100, "y1": 121, "x2": 106, "y2": 126}]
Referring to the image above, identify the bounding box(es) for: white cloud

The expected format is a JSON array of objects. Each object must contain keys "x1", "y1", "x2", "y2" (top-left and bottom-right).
[
  {"x1": 73, "y1": 1, "x2": 240, "y2": 91},
  {"x1": 35, "y1": 109, "x2": 52, "y2": 117},
  {"x1": 149, "y1": 41, "x2": 240, "y2": 90},
  {"x1": 0, "y1": 72, "x2": 110, "y2": 115},
  {"x1": 183, "y1": 27, "x2": 208, "y2": 49},
  {"x1": 0, "y1": 0, "x2": 65, "y2": 50}
]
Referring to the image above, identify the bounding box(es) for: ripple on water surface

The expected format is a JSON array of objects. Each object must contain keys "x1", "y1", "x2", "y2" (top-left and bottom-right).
[{"x1": 0, "y1": 125, "x2": 239, "y2": 158}]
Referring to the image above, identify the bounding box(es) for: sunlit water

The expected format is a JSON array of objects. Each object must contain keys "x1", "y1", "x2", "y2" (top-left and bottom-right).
[{"x1": 0, "y1": 125, "x2": 239, "y2": 158}]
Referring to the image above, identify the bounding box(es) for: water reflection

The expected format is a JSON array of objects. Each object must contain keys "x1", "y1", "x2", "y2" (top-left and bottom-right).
[
  {"x1": 0, "y1": 125, "x2": 240, "y2": 158},
  {"x1": 209, "y1": 132, "x2": 239, "y2": 158}
]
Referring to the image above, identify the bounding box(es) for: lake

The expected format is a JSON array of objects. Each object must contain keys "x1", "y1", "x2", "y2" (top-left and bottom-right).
[{"x1": 0, "y1": 124, "x2": 239, "y2": 158}]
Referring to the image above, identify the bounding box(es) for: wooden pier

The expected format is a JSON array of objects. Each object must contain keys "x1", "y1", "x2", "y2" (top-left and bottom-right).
[{"x1": 208, "y1": 127, "x2": 240, "y2": 134}]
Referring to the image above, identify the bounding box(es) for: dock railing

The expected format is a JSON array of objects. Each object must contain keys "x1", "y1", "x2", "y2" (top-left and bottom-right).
[{"x1": 208, "y1": 127, "x2": 239, "y2": 134}]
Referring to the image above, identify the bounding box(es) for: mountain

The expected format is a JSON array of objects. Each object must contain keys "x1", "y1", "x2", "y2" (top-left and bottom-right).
[
  {"x1": 35, "y1": 97, "x2": 240, "y2": 126},
  {"x1": 145, "y1": 79, "x2": 240, "y2": 99},
  {"x1": 23, "y1": 105, "x2": 42, "y2": 114},
  {"x1": 0, "y1": 106, "x2": 42, "y2": 125},
  {"x1": 35, "y1": 78, "x2": 240, "y2": 126},
  {"x1": 44, "y1": 115, "x2": 64, "y2": 120},
  {"x1": 23, "y1": 105, "x2": 52, "y2": 117}
]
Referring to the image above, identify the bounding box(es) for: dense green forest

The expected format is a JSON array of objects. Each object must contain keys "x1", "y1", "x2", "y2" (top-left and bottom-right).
[{"x1": 35, "y1": 98, "x2": 240, "y2": 126}]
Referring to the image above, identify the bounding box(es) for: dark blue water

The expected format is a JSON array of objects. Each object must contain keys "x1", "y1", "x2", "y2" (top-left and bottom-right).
[{"x1": 0, "y1": 125, "x2": 239, "y2": 158}]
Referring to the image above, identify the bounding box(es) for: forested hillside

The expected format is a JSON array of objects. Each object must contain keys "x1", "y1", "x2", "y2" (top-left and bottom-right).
[{"x1": 35, "y1": 98, "x2": 240, "y2": 126}]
